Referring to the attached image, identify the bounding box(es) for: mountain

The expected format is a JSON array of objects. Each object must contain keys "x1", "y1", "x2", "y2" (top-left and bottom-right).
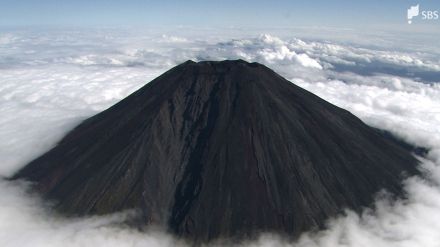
[{"x1": 12, "y1": 60, "x2": 420, "y2": 242}]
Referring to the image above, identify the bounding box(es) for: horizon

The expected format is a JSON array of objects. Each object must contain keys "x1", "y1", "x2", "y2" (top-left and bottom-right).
[{"x1": 0, "y1": 0, "x2": 439, "y2": 32}]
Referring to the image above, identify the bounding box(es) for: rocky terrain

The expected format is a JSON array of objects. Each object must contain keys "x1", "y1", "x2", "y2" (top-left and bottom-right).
[{"x1": 13, "y1": 60, "x2": 420, "y2": 243}]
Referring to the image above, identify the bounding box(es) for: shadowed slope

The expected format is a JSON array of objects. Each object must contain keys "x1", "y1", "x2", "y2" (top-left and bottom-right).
[{"x1": 13, "y1": 60, "x2": 420, "y2": 242}]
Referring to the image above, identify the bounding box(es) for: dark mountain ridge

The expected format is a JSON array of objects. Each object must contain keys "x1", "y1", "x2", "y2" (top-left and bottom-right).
[{"x1": 13, "y1": 60, "x2": 420, "y2": 242}]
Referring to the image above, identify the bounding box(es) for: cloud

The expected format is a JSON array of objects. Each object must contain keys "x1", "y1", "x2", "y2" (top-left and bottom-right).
[
  {"x1": 158, "y1": 34, "x2": 189, "y2": 43},
  {"x1": 0, "y1": 28, "x2": 440, "y2": 246},
  {"x1": 198, "y1": 34, "x2": 323, "y2": 70},
  {"x1": 0, "y1": 33, "x2": 16, "y2": 45},
  {"x1": 0, "y1": 180, "x2": 182, "y2": 247},
  {"x1": 286, "y1": 39, "x2": 440, "y2": 82}
]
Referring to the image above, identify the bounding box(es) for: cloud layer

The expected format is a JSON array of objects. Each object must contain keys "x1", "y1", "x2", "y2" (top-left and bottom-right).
[{"x1": 0, "y1": 27, "x2": 440, "y2": 246}]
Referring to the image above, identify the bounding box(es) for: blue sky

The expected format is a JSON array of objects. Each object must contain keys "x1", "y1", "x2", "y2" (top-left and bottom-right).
[{"x1": 0, "y1": 0, "x2": 439, "y2": 29}]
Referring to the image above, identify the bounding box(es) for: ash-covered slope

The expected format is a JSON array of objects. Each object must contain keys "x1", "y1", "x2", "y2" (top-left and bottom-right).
[{"x1": 13, "y1": 60, "x2": 419, "y2": 242}]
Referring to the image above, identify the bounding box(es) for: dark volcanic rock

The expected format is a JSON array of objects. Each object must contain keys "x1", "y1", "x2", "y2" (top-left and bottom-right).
[{"x1": 13, "y1": 60, "x2": 419, "y2": 242}]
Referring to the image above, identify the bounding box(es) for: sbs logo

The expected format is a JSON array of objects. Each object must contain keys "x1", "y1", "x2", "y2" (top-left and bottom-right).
[{"x1": 407, "y1": 4, "x2": 438, "y2": 24}]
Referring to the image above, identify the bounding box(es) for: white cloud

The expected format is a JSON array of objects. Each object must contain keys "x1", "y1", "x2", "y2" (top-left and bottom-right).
[
  {"x1": 0, "y1": 34, "x2": 16, "y2": 45},
  {"x1": 0, "y1": 28, "x2": 440, "y2": 247},
  {"x1": 0, "y1": 180, "x2": 181, "y2": 247},
  {"x1": 158, "y1": 34, "x2": 189, "y2": 43}
]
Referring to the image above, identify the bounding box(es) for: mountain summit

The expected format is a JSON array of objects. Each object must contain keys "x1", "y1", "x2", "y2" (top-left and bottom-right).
[{"x1": 13, "y1": 60, "x2": 419, "y2": 242}]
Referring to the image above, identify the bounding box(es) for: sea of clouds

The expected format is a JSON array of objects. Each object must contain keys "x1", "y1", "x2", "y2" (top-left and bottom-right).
[{"x1": 0, "y1": 27, "x2": 440, "y2": 246}]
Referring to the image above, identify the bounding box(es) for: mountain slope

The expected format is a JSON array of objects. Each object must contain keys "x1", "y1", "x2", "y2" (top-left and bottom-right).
[{"x1": 13, "y1": 60, "x2": 420, "y2": 242}]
